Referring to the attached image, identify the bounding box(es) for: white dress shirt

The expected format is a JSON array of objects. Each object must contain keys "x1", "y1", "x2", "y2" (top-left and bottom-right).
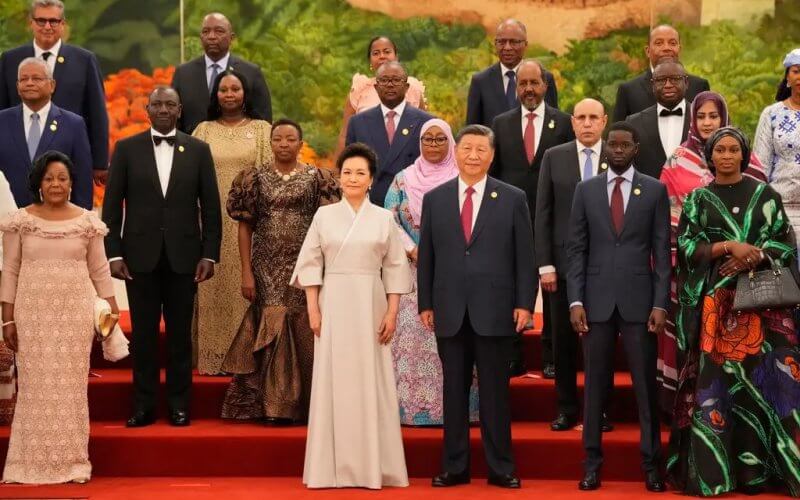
[
  {"x1": 380, "y1": 100, "x2": 407, "y2": 133},
  {"x1": 577, "y1": 139, "x2": 603, "y2": 182},
  {"x1": 22, "y1": 101, "x2": 51, "y2": 140},
  {"x1": 520, "y1": 101, "x2": 545, "y2": 154},
  {"x1": 151, "y1": 128, "x2": 176, "y2": 197},
  {"x1": 33, "y1": 38, "x2": 61, "y2": 75},
  {"x1": 606, "y1": 165, "x2": 635, "y2": 211},
  {"x1": 500, "y1": 62, "x2": 521, "y2": 93},
  {"x1": 657, "y1": 99, "x2": 686, "y2": 159},
  {"x1": 205, "y1": 52, "x2": 231, "y2": 89},
  {"x1": 458, "y1": 175, "x2": 487, "y2": 231}
]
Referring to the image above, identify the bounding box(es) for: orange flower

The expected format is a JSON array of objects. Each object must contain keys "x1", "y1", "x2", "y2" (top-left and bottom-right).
[{"x1": 701, "y1": 288, "x2": 763, "y2": 364}]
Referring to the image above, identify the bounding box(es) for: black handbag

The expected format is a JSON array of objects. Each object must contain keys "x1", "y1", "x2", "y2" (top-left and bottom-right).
[{"x1": 733, "y1": 255, "x2": 800, "y2": 312}]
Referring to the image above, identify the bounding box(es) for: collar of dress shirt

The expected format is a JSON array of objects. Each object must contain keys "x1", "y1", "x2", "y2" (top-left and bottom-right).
[
  {"x1": 458, "y1": 175, "x2": 488, "y2": 198},
  {"x1": 151, "y1": 127, "x2": 177, "y2": 141},
  {"x1": 576, "y1": 139, "x2": 602, "y2": 157},
  {"x1": 500, "y1": 61, "x2": 521, "y2": 75},
  {"x1": 607, "y1": 165, "x2": 635, "y2": 184},
  {"x1": 33, "y1": 38, "x2": 62, "y2": 59},
  {"x1": 22, "y1": 100, "x2": 51, "y2": 124},
  {"x1": 656, "y1": 99, "x2": 686, "y2": 115},
  {"x1": 205, "y1": 52, "x2": 230, "y2": 71},
  {"x1": 520, "y1": 99, "x2": 545, "y2": 120},
  {"x1": 380, "y1": 100, "x2": 407, "y2": 120}
]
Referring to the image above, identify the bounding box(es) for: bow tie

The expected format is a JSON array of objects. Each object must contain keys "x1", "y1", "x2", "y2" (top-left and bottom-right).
[
  {"x1": 659, "y1": 108, "x2": 683, "y2": 117},
  {"x1": 153, "y1": 135, "x2": 176, "y2": 146}
]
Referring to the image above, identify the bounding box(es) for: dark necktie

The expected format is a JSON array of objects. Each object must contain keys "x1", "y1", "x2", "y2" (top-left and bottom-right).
[
  {"x1": 41, "y1": 52, "x2": 52, "y2": 61},
  {"x1": 153, "y1": 135, "x2": 176, "y2": 146},
  {"x1": 209, "y1": 63, "x2": 220, "y2": 95},
  {"x1": 461, "y1": 186, "x2": 475, "y2": 243},
  {"x1": 611, "y1": 177, "x2": 625, "y2": 235},
  {"x1": 505, "y1": 70, "x2": 517, "y2": 109},
  {"x1": 659, "y1": 108, "x2": 683, "y2": 117}
]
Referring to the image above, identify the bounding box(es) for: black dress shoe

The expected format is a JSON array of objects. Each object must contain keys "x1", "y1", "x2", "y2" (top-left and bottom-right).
[
  {"x1": 431, "y1": 471, "x2": 470, "y2": 487},
  {"x1": 601, "y1": 413, "x2": 614, "y2": 433},
  {"x1": 169, "y1": 409, "x2": 190, "y2": 427},
  {"x1": 263, "y1": 416, "x2": 293, "y2": 426},
  {"x1": 550, "y1": 413, "x2": 578, "y2": 431},
  {"x1": 126, "y1": 410, "x2": 155, "y2": 428},
  {"x1": 488, "y1": 473, "x2": 521, "y2": 488},
  {"x1": 579, "y1": 471, "x2": 601, "y2": 490},
  {"x1": 542, "y1": 363, "x2": 556, "y2": 379},
  {"x1": 645, "y1": 470, "x2": 665, "y2": 492},
  {"x1": 509, "y1": 360, "x2": 526, "y2": 377}
]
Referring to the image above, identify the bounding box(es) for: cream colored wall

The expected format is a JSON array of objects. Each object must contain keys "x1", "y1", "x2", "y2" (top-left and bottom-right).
[{"x1": 700, "y1": 0, "x2": 774, "y2": 25}]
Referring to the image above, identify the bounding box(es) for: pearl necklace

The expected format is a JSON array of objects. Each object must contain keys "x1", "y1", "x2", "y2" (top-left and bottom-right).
[{"x1": 275, "y1": 163, "x2": 300, "y2": 182}]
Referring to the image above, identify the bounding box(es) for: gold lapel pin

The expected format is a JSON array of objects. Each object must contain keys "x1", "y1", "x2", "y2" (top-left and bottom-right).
[
  {"x1": 491, "y1": 191, "x2": 498, "y2": 199},
  {"x1": 402, "y1": 128, "x2": 409, "y2": 136},
  {"x1": 548, "y1": 120, "x2": 555, "y2": 129},
  {"x1": 600, "y1": 162, "x2": 608, "y2": 170},
  {"x1": 228, "y1": 66, "x2": 234, "y2": 71},
  {"x1": 178, "y1": 145, "x2": 185, "y2": 152},
  {"x1": 633, "y1": 187, "x2": 642, "y2": 196},
  {"x1": 57, "y1": 56, "x2": 65, "y2": 63},
  {"x1": 49, "y1": 123, "x2": 57, "y2": 131}
]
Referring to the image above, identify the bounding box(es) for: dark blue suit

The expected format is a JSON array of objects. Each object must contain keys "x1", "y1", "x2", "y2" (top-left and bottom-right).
[
  {"x1": 0, "y1": 104, "x2": 93, "y2": 209},
  {"x1": 0, "y1": 43, "x2": 109, "y2": 170},
  {"x1": 345, "y1": 103, "x2": 433, "y2": 206}
]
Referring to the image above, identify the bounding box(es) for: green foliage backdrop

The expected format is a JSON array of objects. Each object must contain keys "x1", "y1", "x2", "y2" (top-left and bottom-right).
[{"x1": 1, "y1": 0, "x2": 798, "y2": 155}]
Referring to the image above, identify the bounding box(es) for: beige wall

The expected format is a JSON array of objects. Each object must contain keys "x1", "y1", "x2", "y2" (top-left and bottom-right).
[{"x1": 700, "y1": 0, "x2": 774, "y2": 25}]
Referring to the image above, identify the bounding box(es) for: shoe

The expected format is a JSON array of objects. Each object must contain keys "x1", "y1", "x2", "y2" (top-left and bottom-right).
[
  {"x1": 542, "y1": 363, "x2": 556, "y2": 379},
  {"x1": 431, "y1": 471, "x2": 470, "y2": 487},
  {"x1": 509, "y1": 360, "x2": 526, "y2": 377},
  {"x1": 169, "y1": 409, "x2": 190, "y2": 427},
  {"x1": 550, "y1": 413, "x2": 578, "y2": 431},
  {"x1": 601, "y1": 413, "x2": 614, "y2": 433},
  {"x1": 645, "y1": 470, "x2": 665, "y2": 492},
  {"x1": 579, "y1": 471, "x2": 601, "y2": 490},
  {"x1": 488, "y1": 473, "x2": 521, "y2": 488},
  {"x1": 126, "y1": 410, "x2": 155, "y2": 428}
]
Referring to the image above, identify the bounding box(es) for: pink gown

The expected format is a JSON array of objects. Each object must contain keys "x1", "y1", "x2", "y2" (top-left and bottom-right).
[{"x1": 0, "y1": 209, "x2": 114, "y2": 484}]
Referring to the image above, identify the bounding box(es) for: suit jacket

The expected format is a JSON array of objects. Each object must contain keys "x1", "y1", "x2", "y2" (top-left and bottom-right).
[
  {"x1": 345, "y1": 103, "x2": 433, "y2": 206},
  {"x1": 417, "y1": 176, "x2": 536, "y2": 337},
  {"x1": 490, "y1": 104, "x2": 574, "y2": 234},
  {"x1": 466, "y1": 62, "x2": 559, "y2": 127},
  {"x1": 612, "y1": 69, "x2": 710, "y2": 122},
  {"x1": 0, "y1": 104, "x2": 93, "y2": 209},
  {"x1": 535, "y1": 140, "x2": 608, "y2": 274},
  {"x1": 626, "y1": 104, "x2": 690, "y2": 179},
  {"x1": 172, "y1": 55, "x2": 272, "y2": 134},
  {"x1": 566, "y1": 170, "x2": 670, "y2": 323},
  {"x1": 0, "y1": 43, "x2": 109, "y2": 170},
  {"x1": 102, "y1": 130, "x2": 222, "y2": 274}
]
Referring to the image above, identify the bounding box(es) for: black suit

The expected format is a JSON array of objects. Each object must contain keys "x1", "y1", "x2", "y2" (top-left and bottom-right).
[
  {"x1": 626, "y1": 104, "x2": 690, "y2": 179},
  {"x1": 491, "y1": 104, "x2": 574, "y2": 370},
  {"x1": 612, "y1": 69, "x2": 709, "y2": 122},
  {"x1": 172, "y1": 55, "x2": 272, "y2": 134},
  {"x1": 566, "y1": 169, "x2": 670, "y2": 474},
  {"x1": 418, "y1": 176, "x2": 535, "y2": 476},
  {"x1": 466, "y1": 62, "x2": 559, "y2": 127},
  {"x1": 102, "y1": 130, "x2": 222, "y2": 414}
]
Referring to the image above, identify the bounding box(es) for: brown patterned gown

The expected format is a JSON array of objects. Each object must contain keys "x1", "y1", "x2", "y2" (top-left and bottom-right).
[{"x1": 221, "y1": 164, "x2": 339, "y2": 421}]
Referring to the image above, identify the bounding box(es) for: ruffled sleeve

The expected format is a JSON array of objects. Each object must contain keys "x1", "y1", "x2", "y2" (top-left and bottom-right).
[
  {"x1": 227, "y1": 166, "x2": 260, "y2": 223},
  {"x1": 348, "y1": 73, "x2": 372, "y2": 111},
  {"x1": 406, "y1": 76, "x2": 427, "y2": 108},
  {"x1": 315, "y1": 167, "x2": 341, "y2": 207}
]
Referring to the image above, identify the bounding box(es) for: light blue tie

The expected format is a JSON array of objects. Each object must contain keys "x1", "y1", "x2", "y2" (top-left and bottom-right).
[
  {"x1": 27, "y1": 112, "x2": 41, "y2": 161},
  {"x1": 582, "y1": 148, "x2": 594, "y2": 180}
]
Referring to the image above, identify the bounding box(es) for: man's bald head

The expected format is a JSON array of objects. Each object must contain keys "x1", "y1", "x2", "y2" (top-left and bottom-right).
[
  {"x1": 201, "y1": 12, "x2": 235, "y2": 61},
  {"x1": 572, "y1": 98, "x2": 607, "y2": 147}
]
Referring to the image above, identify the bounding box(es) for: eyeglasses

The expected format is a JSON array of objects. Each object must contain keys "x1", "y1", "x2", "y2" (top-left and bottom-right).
[
  {"x1": 421, "y1": 136, "x2": 448, "y2": 146},
  {"x1": 494, "y1": 38, "x2": 525, "y2": 48},
  {"x1": 652, "y1": 75, "x2": 687, "y2": 86},
  {"x1": 32, "y1": 17, "x2": 63, "y2": 27},
  {"x1": 376, "y1": 77, "x2": 407, "y2": 87}
]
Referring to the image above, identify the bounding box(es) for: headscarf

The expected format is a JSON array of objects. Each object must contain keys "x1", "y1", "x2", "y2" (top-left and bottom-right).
[
  {"x1": 683, "y1": 91, "x2": 729, "y2": 159},
  {"x1": 704, "y1": 126, "x2": 752, "y2": 173},
  {"x1": 402, "y1": 118, "x2": 459, "y2": 225},
  {"x1": 783, "y1": 48, "x2": 800, "y2": 68}
]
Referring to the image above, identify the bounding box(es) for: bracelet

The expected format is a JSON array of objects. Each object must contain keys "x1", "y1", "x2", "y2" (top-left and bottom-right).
[
  {"x1": 723, "y1": 242, "x2": 730, "y2": 255},
  {"x1": 1, "y1": 320, "x2": 14, "y2": 327}
]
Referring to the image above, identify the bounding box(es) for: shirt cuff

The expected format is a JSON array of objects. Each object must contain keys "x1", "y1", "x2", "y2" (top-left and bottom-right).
[
  {"x1": 108, "y1": 257, "x2": 123, "y2": 263},
  {"x1": 569, "y1": 301, "x2": 583, "y2": 309},
  {"x1": 653, "y1": 307, "x2": 667, "y2": 313},
  {"x1": 202, "y1": 258, "x2": 216, "y2": 263},
  {"x1": 539, "y1": 265, "x2": 556, "y2": 274}
]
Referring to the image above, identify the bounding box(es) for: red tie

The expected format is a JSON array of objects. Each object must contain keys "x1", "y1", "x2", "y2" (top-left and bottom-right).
[
  {"x1": 524, "y1": 112, "x2": 536, "y2": 164},
  {"x1": 461, "y1": 186, "x2": 475, "y2": 243},
  {"x1": 386, "y1": 110, "x2": 397, "y2": 145},
  {"x1": 611, "y1": 177, "x2": 625, "y2": 235}
]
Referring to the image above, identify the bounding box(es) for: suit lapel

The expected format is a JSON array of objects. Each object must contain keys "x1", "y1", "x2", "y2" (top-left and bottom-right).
[
  {"x1": 644, "y1": 107, "x2": 666, "y2": 155},
  {"x1": 445, "y1": 180, "x2": 465, "y2": 245},
  {"x1": 681, "y1": 109, "x2": 690, "y2": 142},
  {"x1": 638, "y1": 69, "x2": 654, "y2": 102},
  {"x1": 164, "y1": 133, "x2": 186, "y2": 199},
  {"x1": 383, "y1": 107, "x2": 417, "y2": 167},
  {"x1": 193, "y1": 57, "x2": 210, "y2": 96},
  {"x1": 503, "y1": 109, "x2": 528, "y2": 166},
  {"x1": 619, "y1": 171, "x2": 643, "y2": 237},
  {"x1": 139, "y1": 133, "x2": 164, "y2": 199},
  {"x1": 9, "y1": 106, "x2": 29, "y2": 165},
  {"x1": 533, "y1": 105, "x2": 557, "y2": 166},
  {"x1": 566, "y1": 142, "x2": 581, "y2": 184},
  {"x1": 489, "y1": 63, "x2": 507, "y2": 110},
  {"x1": 52, "y1": 44, "x2": 67, "y2": 82},
  {"x1": 35, "y1": 105, "x2": 60, "y2": 156},
  {"x1": 597, "y1": 172, "x2": 618, "y2": 237},
  {"x1": 367, "y1": 106, "x2": 391, "y2": 158},
  {"x1": 469, "y1": 177, "x2": 498, "y2": 246}
]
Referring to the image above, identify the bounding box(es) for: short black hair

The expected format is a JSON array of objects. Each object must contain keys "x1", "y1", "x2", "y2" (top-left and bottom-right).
[
  {"x1": 270, "y1": 118, "x2": 303, "y2": 140},
  {"x1": 455, "y1": 124, "x2": 495, "y2": 145},
  {"x1": 367, "y1": 36, "x2": 397, "y2": 61},
  {"x1": 337, "y1": 143, "x2": 377, "y2": 177},
  {"x1": 29, "y1": 150, "x2": 74, "y2": 204},
  {"x1": 607, "y1": 121, "x2": 640, "y2": 144},
  {"x1": 207, "y1": 68, "x2": 257, "y2": 120}
]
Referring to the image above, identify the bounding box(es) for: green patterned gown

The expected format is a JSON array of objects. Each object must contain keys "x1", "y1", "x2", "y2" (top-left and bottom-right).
[{"x1": 667, "y1": 176, "x2": 800, "y2": 496}]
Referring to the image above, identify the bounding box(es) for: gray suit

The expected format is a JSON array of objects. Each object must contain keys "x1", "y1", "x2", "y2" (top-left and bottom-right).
[{"x1": 566, "y1": 168, "x2": 670, "y2": 474}]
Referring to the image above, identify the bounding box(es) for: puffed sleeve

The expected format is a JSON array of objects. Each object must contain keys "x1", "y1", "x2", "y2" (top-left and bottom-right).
[
  {"x1": 227, "y1": 166, "x2": 260, "y2": 223},
  {"x1": 348, "y1": 73, "x2": 370, "y2": 111},
  {"x1": 192, "y1": 121, "x2": 209, "y2": 141},
  {"x1": 315, "y1": 167, "x2": 341, "y2": 207},
  {"x1": 381, "y1": 212, "x2": 413, "y2": 294},
  {"x1": 84, "y1": 212, "x2": 115, "y2": 299},
  {"x1": 290, "y1": 211, "x2": 324, "y2": 288},
  {"x1": 406, "y1": 76, "x2": 427, "y2": 108},
  {"x1": 0, "y1": 214, "x2": 22, "y2": 304}
]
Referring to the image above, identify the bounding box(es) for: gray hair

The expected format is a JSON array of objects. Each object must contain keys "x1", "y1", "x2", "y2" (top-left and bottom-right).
[
  {"x1": 516, "y1": 58, "x2": 546, "y2": 78},
  {"x1": 18, "y1": 57, "x2": 53, "y2": 80},
  {"x1": 30, "y1": 0, "x2": 65, "y2": 17},
  {"x1": 455, "y1": 124, "x2": 495, "y2": 146}
]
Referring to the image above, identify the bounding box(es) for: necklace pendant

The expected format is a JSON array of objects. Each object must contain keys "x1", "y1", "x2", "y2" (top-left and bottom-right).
[
  {"x1": 732, "y1": 206, "x2": 740, "y2": 214},
  {"x1": 282, "y1": 174, "x2": 291, "y2": 181}
]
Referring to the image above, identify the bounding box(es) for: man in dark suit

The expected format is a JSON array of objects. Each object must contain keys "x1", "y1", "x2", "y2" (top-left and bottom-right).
[
  {"x1": 567, "y1": 122, "x2": 670, "y2": 492},
  {"x1": 0, "y1": 57, "x2": 92, "y2": 209},
  {"x1": 536, "y1": 98, "x2": 615, "y2": 433},
  {"x1": 0, "y1": 0, "x2": 109, "y2": 184},
  {"x1": 612, "y1": 24, "x2": 709, "y2": 122},
  {"x1": 625, "y1": 59, "x2": 691, "y2": 179},
  {"x1": 172, "y1": 12, "x2": 272, "y2": 134},
  {"x1": 491, "y1": 59, "x2": 574, "y2": 377},
  {"x1": 345, "y1": 61, "x2": 433, "y2": 206},
  {"x1": 102, "y1": 86, "x2": 222, "y2": 428},
  {"x1": 466, "y1": 18, "x2": 558, "y2": 128},
  {"x1": 418, "y1": 124, "x2": 535, "y2": 489}
]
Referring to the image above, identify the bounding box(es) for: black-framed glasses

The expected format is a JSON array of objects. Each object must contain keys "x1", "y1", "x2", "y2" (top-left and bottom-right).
[
  {"x1": 32, "y1": 17, "x2": 63, "y2": 27},
  {"x1": 376, "y1": 77, "x2": 407, "y2": 87},
  {"x1": 651, "y1": 75, "x2": 687, "y2": 86},
  {"x1": 494, "y1": 38, "x2": 525, "y2": 48},
  {"x1": 421, "y1": 136, "x2": 448, "y2": 146}
]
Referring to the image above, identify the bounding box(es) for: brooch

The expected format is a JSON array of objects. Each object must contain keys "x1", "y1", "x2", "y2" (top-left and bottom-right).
[
  {"x1": 490, "y1": 191, "x2": 498, "y2": 199},
  {"x1": 402, "y1": 128, "x2": 409, "y2": 136},
  {"x1": 49, "y1": 122, "x2": 57, "y2": 131},
  {"x1": 633, "y1": 187, "x2": 642, "y2": 196},
  {"x1": 57, "y1": 56, "x2": 65, "y2": 63},
  {"x1": 178, "y1": 145, "x2": 185, "y2": 152},
  {"x1": 600, "y1": 162, "x2": 608, "y2": 170},
  {"x1": 548, "y1": 120, "x2": 555, "y2": 129}
]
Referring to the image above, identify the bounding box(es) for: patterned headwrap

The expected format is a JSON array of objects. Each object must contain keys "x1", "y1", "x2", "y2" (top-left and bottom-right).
[{"x1": 704, "y1": 127, "x2": 751, "y2": 173}]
